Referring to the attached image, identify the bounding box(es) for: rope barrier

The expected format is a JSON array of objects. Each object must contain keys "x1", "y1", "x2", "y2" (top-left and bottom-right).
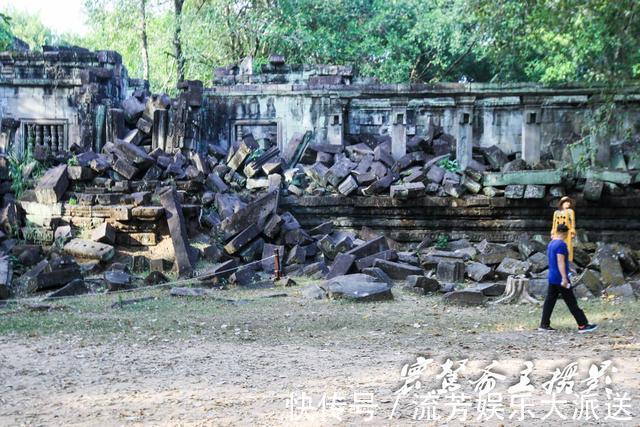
[{"x1": 0, "y1": 254, "x2": 277, "y2": 306}]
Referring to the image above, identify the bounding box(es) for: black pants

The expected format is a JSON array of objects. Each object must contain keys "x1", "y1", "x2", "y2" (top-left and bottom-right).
[{"x1": 540, "y1": 284, "x2": 588, "y2": 327}]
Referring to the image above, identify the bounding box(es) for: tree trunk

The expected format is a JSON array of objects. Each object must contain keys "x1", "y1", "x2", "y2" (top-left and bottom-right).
[
  {"x1": 173, "y1": 0, "x2": 185, "y2": 83},
  {"x1": 492, "y1": 275, "x2": 540, "y2": 305},
  {"x1": 140, "y1": 0, "x2": 150, "y2": 82}
]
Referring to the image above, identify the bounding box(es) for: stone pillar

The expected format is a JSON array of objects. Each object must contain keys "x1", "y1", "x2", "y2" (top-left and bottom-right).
[
  {"x1": 390, "y1": 98, "x2": 407, "y2": 160},
  {"x1": 455, "y1": 97, "x2": 474, "y2": 170},
  {"x1": 327, "y1": 97, "x2": 347, "y2": 146},
  {"x1": 521, "y1": 97, "x2": 542, "y2": 165}
]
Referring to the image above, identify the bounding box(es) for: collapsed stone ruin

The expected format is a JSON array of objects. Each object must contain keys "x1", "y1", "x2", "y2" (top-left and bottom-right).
[{"x1": 0, "y1": 47, "x2": 639, "y2": 303}]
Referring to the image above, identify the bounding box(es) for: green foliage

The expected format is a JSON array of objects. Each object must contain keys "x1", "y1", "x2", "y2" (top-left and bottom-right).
[
  {"x1": 68, "y1": 197, "x2": 78, "y2": 205},
  {"x1": 4, "y1": 8, "x2": 58, "y2": 50},
  {"x1": 67, "y1": 155, "x2": 79, "y2": 167},
  {"x1": 7, "y1": 149, "x2": 45, "y2": 200},
  {"x1": 435, "y1": 234, "x2": 449, "y2": 250},
  {"x1": 4, "y1": 0, "x2": 640, "y2": 93},
  {"x1": 21, "y1": 226, "x2": 54, "y2": 245},
  {"x1": 472, "y1": 0, "x2": 640, "y2": 84},
  {"x1": 437, "y1": 158, "x2": 459, "y2": 173},
  {"x1": 0, "y1": 12, "x2": 12, "y2": 50}
]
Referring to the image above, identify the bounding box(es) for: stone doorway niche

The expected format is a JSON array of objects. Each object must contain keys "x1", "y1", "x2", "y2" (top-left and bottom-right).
[
  {"x1": 232, "y1": 119, "x2": 281, "y2": 150},
  {"x1": 16, "y1": 119, "x2": 69, "y2": 157}
]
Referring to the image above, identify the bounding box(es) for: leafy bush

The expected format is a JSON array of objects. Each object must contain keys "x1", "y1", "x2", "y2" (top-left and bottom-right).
[
  {"x1": 435, "y1": 234, "x2": 449, "y2": 250},
  {"x1": 437, "y1": 158, "x2": 460, "y2": 173},
  {"x1": 7, "y1": 149, "x2": 45, "y2": 200}
]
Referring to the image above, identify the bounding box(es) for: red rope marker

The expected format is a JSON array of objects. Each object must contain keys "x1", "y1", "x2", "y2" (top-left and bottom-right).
[{"x1": 274, "y1": 248, "x2": 281, "y2": 280}]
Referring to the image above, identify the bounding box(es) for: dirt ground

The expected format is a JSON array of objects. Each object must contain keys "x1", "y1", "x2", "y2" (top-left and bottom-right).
[{"x1": 0, "y1": 284, "x2": 638, "y2": 426}]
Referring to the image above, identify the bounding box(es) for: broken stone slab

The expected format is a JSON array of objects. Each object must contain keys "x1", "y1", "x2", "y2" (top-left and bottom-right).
[
  {"x1": 390, "y1": 182, "x2": 425, "y2": 199},
  {"x1": 44, "y1": 278, "x2": 89, "y2": 300},
  {"x1": 472, "y1": 282, "x2": 506, "y2": 297},
  {"x1": 160, "y1": 187, "x2": 195, "y2": 277},
  {"x1": 606, "y1": 283, "x2": 636, "y2": 299},
  {"x1": 403, "y1": 167, "x2": 425, "y2": 183},
  {"x1": 308, "y1": 221, "x2": 333, "y2": 236},
  {"x1": 475, "y1": 240, "x2": 520, "y2": 265},
  {"x1": 502, "y1": 158, "x2": 527, "y2": 172},
  {"x1": 229, "y1": 268, "x2": 259, "y2": 287},
  {"x1": 226, "y1": 140, "x2": 254, "y2": 172},
  {"x1": 262, "y1": 214, "x2": 283, "y2": 240},
  {"x1": 318, "y1": 232, "x2": 354, "y2": 260},
  {"x1": 426, "y1": 165, "x2": 446, "y2": 184},
  {"x1": 576, "y1": 269, "x2": 603, "y2": 296},
  {"x1": 285, "y1": 245, "x2": 306, "y2": 265},
  {"x1": 406, "y1": 275, "x2": 440, "y2": 292},
  {"x1": 584, "y1": 169, "x2": 632, "y2": 185},
  {"x1": 283, "y1": 228, "x2": 313, "y2": 246},
  {"x1": 305, "y1": 163, "x2": 329, "y2": 186},
  {"x1": 91, "y1": 222, "x2": 116, "y2": 245},
  {"x1": 121, "y1": 95, "x2": 145, "y2": 123},
  {"x1": 115, "y1": 140, "x2": 154, "y2": 168},
  {"x1": 224, "y1": 223, "x2": 262, "y2": 255},
  {"x1": 35, "y1": 165, "x2": 68, "y2": 204},
  {"x1": 505, "y1": 184, "x2": 525, "y2": 199},
  {"x1": 583, "y1": 179, "x2": 604, "y2": 201},
  {"x1": 528, "y1": 252, "x2": 548, "y2": 273},
  {"x1": 206, "y1": 172, "x2": 229, "y2": 193},
  {"x1": 321, "y1": 274, "x2": 393, "y2": 302},
  {"x1": 326, "y1": 158, "x2": 356, "y2": 187},
  {"x1": 524, "y1": 184, "x2": 546, "y2": 199},
  {"x1": 104, "y1": 269, "x2": 134, "y2": 292},
  {"x1": 528, "y1": 278, "x2": 548, "y2": 298},
  {"x1": 354, "y1": 249, "x2": 399, "y2": 271},
  {"x1": 143, "y1": 271, "x2": 169, "y2": 287},
  {"x1": 361, "y1": 173, "x2": 396, "y2": 195},
  {"x1": 496, "y1": 257, "x2": 531, "y2": 277},
  {"x1": 482, "y1": 170, "x2": 563, "y2": 186},
  {"x1": 220, "y1": 190, "x2": 278, "y2": 239},
  {"x1": 112, "y1": 157, "x2": 139, "y2": 179},
  {"x1": 338, "y1": 175, "x2": 358, "y2": 196},
  {"x1": 361, "y1": 267, "x2": 394, "y2": 287},
  {"x1": 303, "y1": 261, "x2": 329, "y2": 279},
  {"x1": 436, "y1": 260, "x2": 465, "y2": 283},
  {"x1": 373, "y1": 259, "x2": 423, "y2": 281},
  {"x1": 595, "y1": 245, "x2": 625, "y2": 287},
  {"x1": 481, "y1": 145, "x2": 509, "y2": 170},
  {"x1": 170, "y1": 287, "x2": 209, "y2": 297},
  {"x1": 461, "y1": 176, "x2": 482, "y2": 194},
  {"x1": 301, "y1": 284, "x2": 325, "y2": 300},
  {"x1": 327, "y1": 253, "x2": 356, "y2": 279},
  {"x1": 54, "y1": 225, "x2": 72, "y2": 242},
  {"x1": 345, "y1": 236, "x2": 390, "y2": 260},
  {"x1": 442, "y1": 289, "x2": 486, "y2": 306},
  {"x1": 67, "y1": 165, "x2": 94, "y2": 181},
  {"x1": 517, "y1": 237, "x2": 547, "y2": 259},
  {"x1": 64, "y1": 238, "x2": 114, "y2": 262},
  {"x1": 465, "y1": 262, "x2": 493, "y2": 282},
  {"x1": 246, "y1": 177, "x2": 269, "y2": 190},
  {"x1": 442, "y1": 181, "x2": 464, "y2": 198}
]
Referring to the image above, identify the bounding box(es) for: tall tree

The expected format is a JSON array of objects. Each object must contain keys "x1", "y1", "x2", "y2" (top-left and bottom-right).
[
  {"x1": 140, "y1": 0, "x2": 150, "y2": 81},
  {"x1": 173, "y1": 0, "x2": 185, "y2": 83}
]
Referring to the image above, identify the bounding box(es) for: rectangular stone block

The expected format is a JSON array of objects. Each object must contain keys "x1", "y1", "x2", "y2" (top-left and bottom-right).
[
  {"x1": 35, "y1": 165, "x2": 68, "y2": 204},
  {"x1": 160, "y1": 187, "x2": 194, "y2": 277}
]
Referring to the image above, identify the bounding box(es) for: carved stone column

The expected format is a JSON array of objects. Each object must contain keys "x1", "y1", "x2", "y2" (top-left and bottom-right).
[
  {"x1": 390, "y1": 98, "x2": 408, "y2": 160},
  {"x1": 521, "y1": 96, "x2": 542, "y2": 165},
  {"x1": 455, "y1": 96, "x2": 475, "y2": 170}
]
